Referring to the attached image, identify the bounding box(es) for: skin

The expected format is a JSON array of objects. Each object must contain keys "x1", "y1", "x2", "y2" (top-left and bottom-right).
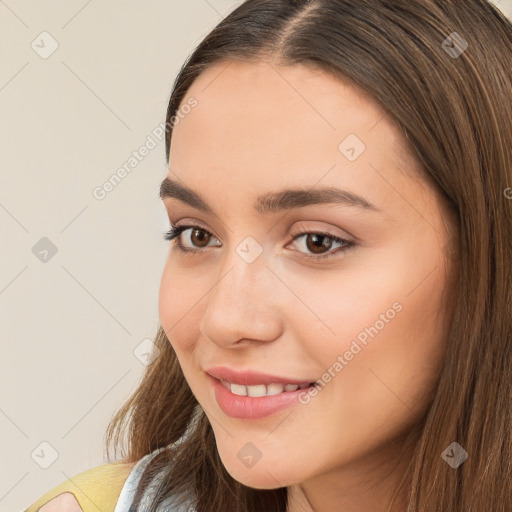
[
  {"x1": 158, "y1": 59, "x2": 456, "y2": 512},
  {"x1": 39, "y1": 492, "x2": 84, "y2": 512}
]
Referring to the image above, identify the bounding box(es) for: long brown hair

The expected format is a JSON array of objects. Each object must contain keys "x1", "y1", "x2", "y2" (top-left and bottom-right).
[{"x1": 105, "y1": 1, "x2": 512, "y2": 510}]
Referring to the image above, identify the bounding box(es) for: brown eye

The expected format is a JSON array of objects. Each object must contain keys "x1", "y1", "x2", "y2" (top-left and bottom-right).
[
  {"x1": 190, "y1": 228, "x2": 211, "y2": 247},
  {"x1": 166, "y1": 224, "x2": 221, "y2": 253},
  {"x1": 289, "y1": 230, "x2": 354, "y2": 260},
  {"x1": 304, "y1": 233, "x2": 334, "y2": 254}
]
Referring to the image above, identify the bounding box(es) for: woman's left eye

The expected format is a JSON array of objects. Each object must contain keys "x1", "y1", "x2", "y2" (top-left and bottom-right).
[
  {"x1": 289, "y1": 230, "x2": 356, "y2": 259},
  {"x1": 162, "y1": 225, "x2": 355, "y2": 260}
]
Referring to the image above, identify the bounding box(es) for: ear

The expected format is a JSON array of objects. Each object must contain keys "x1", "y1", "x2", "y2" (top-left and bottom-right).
[{"x1": 38, "y1": 492, "x2": 84, "y2": 512}]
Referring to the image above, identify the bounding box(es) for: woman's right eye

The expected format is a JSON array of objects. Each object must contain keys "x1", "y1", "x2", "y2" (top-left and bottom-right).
[{"x1": 163, "y1": 224, "x2": 221, "y2": 254}]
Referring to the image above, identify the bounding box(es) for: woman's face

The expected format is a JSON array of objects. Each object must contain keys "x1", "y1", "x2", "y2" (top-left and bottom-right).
[{"x1": 159, "y1": 59, "x2": 455, "y2": 496}]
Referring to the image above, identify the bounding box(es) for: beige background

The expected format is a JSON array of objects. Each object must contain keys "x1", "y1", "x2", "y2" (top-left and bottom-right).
[{"x1": 1, "y1": 1, "x2": 511, "y2": 510}]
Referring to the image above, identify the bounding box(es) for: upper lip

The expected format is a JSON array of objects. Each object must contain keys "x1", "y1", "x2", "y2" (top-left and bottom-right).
[{"x1": 205, "y1": 366, "x2": 314, "y2": 386}]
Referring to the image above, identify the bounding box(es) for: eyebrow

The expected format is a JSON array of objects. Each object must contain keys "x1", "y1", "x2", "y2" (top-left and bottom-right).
[{"x1": 159, "y1": 177, "x2": 381, "y2": 214}]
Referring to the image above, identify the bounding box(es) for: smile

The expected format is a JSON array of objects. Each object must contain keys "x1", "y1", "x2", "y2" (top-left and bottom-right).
[
  {"x1": 208, "y1": 375, "x2": 318, "y2": 419},
  {"x1": 219, "y1": 379, "x2": 314, "y2": 397}
]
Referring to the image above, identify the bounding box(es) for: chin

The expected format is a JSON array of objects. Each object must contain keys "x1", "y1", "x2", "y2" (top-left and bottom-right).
[
  {"x1": 226, "y1": 466, "x2": 289, "y2": 490},
  {"x1": 218, "y1": 451, "x2": 297, "y2": 490}
]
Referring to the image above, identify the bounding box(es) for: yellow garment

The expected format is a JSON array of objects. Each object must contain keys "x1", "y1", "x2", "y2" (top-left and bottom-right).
[{"x1": 23, "y1": 460, "x2": 135, "y2": 512}]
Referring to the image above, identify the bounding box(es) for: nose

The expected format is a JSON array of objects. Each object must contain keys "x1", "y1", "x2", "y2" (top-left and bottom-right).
[{"x1": 199, "y1": 250, "x2": 283, "y2": 349}]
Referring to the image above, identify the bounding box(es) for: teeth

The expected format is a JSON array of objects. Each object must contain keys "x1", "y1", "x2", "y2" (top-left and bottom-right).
[
  {"x1": 230, "y1": 383, "x2": 247, "y2": 396},
  {"x1": 220, "y1": 379, "x2": 310, "y2": 397},
  {"x1": 267, "y1": 383, "x2": 285, "y2": 395}
]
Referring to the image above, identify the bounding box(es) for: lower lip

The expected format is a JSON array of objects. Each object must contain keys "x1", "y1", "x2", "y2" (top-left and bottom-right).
[{"x1": 209, "y1": 375, "x2": 312, "y2": 419}]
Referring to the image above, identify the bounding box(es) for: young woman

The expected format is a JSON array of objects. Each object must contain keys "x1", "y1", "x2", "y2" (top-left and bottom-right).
[{"x1": 25, "y1": 1, "x2": 512, "y2": 511}]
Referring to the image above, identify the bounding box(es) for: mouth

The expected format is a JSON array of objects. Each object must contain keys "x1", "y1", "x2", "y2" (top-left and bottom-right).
[
  {"x1": 216, "y1": 378, "x2": 316, "y2": 397},
  {"x1": 207, "y1": 374, "x2": 318, "y2": 420}
]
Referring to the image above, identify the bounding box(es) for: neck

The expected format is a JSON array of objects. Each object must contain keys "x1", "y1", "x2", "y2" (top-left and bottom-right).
[{"x1": 286, "y1": 430, "x2": 418, "y2": 512}]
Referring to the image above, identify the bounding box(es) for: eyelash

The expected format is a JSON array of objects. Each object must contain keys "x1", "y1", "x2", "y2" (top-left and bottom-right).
[{"x1": 163, "y1": 224, "x2": 355, "y2": 260}]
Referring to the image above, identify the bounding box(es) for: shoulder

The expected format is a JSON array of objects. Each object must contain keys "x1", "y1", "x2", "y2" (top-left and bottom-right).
[{"x1": 23, "y1": 460, "x2": 135, "y2": 512}]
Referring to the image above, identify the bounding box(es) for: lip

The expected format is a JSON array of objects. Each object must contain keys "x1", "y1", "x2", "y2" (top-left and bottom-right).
[
  {"x1": 205, "y1": 366, "x2": 314, "y2": 386},
  {"x1": 207, "y1": 374, "x2": 314, "y2": 419}
]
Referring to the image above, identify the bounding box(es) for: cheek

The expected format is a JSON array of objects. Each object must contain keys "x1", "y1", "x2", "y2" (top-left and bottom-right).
[
  {"x1": 285, "y1": 254, "x2": 448, "y2": 447},
  {"x1": 276, "y1": 261, "x2": 407, "y2": 362},
  {"x1": 158, "y1": 262, "x2": 202, "y2": 354},
  {"x1": 158, "y1": 264, "x2": 208, "y2": 400},
  {"x1": 158, "y1": 264, "x2": 174, "y2": 312},
  {"x1": 158, "y1": 264, "x2": 176, "y2": 334},
  {"x1": 359, "y1": 266, "x2": 449, "y2": 413},
  {"x1": 351, "y1": 280, "x2": 445, "y2": 423}
]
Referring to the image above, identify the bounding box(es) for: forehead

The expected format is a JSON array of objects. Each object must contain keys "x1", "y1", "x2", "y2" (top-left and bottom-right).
[{"x1": 168, "y1": 59, "x2": 419, "y2": 214}]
